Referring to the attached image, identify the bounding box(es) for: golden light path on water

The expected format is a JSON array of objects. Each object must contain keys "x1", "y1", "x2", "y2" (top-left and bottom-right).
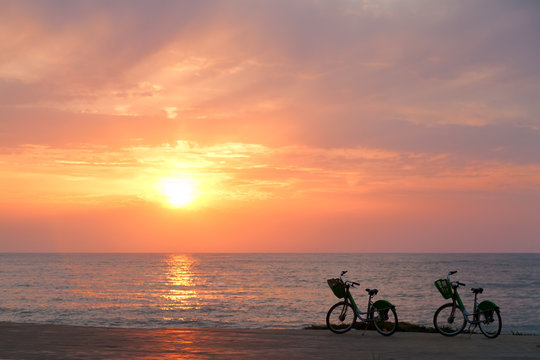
[{"x1": 162, "y1": 255, "x2": 200, "y2": 318}]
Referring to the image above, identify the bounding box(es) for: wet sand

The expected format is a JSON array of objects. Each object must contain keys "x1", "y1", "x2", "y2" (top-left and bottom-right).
[{"x1": 0, "y1": 322, "x2": 538, "y2": 359}]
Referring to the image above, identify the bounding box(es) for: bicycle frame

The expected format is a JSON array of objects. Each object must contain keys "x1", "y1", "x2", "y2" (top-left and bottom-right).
[
  {"x1": 343, "y1": 287, "x2": 377, "y2": 322},
  {"x1": 447, "y1": 273, "x2": 499, "y2": 329},
  {"x1": 337, "y1": 270, "x2": 394, "y2": 324}
]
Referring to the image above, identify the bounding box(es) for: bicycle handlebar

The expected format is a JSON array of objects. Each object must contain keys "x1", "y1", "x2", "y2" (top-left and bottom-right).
[
  {"x1": 446, "y1": 271, "x2": 466, "y2": 287},
  {"x1": 343, "y1": 280, "x2": 360, "y2": 288},
  {"x1": 339, "y1": 271, "x2": 360, "y2": 287}
]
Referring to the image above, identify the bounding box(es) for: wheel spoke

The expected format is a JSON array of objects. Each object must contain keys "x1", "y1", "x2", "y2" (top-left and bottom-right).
[
  {"x1": 373, "y1": 307, "x2": 397, "y2": 336},
  {"x1": 434, "y1": 303, "x2": 466, "y2": 336},
  {"x1": 326, "y1": 302, "x2": 356, "y2": 334},
  {"x1": 478, "y1": 309, "x2": 501, "y2": 338}
]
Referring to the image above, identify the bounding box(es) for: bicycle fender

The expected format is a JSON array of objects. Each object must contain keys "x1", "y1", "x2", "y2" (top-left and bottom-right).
[
  {"x1": 373, "y1": 299, "x2": 395, "y2": 310},
  {"x1": 478, "y1": 300, "x2": 499, "y2": 312}
]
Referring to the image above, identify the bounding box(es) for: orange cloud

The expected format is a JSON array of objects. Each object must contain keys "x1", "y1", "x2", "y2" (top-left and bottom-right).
[{"x1": 1, "y1": 1, "x2": 539, "y2": 252}]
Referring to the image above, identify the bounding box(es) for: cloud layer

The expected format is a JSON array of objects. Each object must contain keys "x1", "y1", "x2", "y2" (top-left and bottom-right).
[{"x1": 1, "y1": 0, "x2": 539, "y2": 251}]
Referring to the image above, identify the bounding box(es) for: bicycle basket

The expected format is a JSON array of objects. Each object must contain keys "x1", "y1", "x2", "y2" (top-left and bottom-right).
[
  {"x1": 327, "y1": 278, "x2": 346, "y2": 299},
  {"x1": 434, "y1": 279, "x2": 453, "y2": 299}
]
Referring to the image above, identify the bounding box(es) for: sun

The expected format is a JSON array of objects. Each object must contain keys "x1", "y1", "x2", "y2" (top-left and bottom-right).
[{"x1": 159, "y1": 178, "x2": 197, "y2": 207}]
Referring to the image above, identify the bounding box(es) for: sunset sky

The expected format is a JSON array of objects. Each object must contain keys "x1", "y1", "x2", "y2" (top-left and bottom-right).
[{"x1": 1, "y1": 0, "x2": 539, "y2": 252}]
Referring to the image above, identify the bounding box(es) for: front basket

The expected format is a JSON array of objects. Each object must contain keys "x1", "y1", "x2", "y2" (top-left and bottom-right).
[
  {"x1": 327, "y1": 278, "x2": 346, "y2": 299},
  {"x1": 434, "y1": 279, "x2": 453, "y2": 299}
]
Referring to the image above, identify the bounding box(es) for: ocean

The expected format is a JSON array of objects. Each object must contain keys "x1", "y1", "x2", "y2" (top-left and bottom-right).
[{"x1": 0, "y1": 253, "x2": 538, "y2": 334}]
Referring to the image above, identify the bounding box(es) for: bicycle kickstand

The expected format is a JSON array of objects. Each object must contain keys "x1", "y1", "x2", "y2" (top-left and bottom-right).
[{"x1": 466, "y1": 323, "x2": 477, "y2": 336}]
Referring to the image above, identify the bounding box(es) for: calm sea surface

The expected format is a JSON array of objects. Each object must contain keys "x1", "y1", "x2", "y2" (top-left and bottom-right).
[{"x1": 0, "y1": 253, "x2": 538, "y2": 334}]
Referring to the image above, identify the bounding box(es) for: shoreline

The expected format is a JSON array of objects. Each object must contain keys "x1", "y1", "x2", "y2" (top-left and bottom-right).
[{"x1": 1, "y1": 322, "x2": 538, "y2": 359}]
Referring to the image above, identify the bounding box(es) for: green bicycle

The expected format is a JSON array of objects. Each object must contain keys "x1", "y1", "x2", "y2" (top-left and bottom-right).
[
  {"x1": 326, "y1": 271, "x2": 398, "y2": 336},
  {"x1": 433, "y1": 271, "x2": 502, "y2": 338}
]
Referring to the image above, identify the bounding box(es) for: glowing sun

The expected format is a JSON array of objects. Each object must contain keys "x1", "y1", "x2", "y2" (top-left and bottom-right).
[{"x1": 159, "y1": 178, "x2": 197, "y2": 207}]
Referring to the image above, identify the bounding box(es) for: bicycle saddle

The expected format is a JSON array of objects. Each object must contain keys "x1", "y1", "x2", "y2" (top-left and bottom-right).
[
  {"x1": 365, "y1": 288, "x2": 378, "y2": 296},
  {"x1": 471, "y1": 287, "x2": 483, "y2": 294}
]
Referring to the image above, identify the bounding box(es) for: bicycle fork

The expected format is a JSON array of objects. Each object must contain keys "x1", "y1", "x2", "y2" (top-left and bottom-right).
[
  {"x1": 339, "y1": 302, "x2": 348, "y2": 322},
  {"x1": 448, "y1": 293, "x2": 465, "y2": 325},
  {"x1": 447, "y1": 303, "x2": 459, "y2": 324}
]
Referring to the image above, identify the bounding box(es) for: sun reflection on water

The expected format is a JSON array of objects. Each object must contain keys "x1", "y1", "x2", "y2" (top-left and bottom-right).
[{"x1": 162, "y1": 254, "x2": 200, "y2": 312}]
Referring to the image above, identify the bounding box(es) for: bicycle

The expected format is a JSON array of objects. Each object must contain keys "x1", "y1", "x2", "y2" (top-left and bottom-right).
[
  {"x1": 326, "y1": 270, "x2": 398, "y2": 336},
  {"x1": 433, "y1": 271, "x2": 502, "y2": 338}
]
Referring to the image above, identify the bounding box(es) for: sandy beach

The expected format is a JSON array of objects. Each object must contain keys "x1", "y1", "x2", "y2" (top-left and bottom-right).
[{"x1": 0, "y1": 322, "x2": 538, "y2": 359}]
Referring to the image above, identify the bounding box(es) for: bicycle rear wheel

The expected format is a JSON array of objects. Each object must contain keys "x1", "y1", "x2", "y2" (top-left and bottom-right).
[
  {"x1": 433, "y1": 303, "x2": 466, "y2": 336},
  {"x1": 479, "y1": 309, "x2": 502, "y2": 338},
  {"x1": 373, "y1": 307, "x2": 398, "y2": 336},
  {"x1": 326, "y1": 301, "x2": 357, "y2": 334}
]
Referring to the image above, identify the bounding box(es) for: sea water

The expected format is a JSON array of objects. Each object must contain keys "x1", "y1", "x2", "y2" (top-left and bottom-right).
[{"x1": 0, "y1": 253, "x2": 538, "y2": 334}]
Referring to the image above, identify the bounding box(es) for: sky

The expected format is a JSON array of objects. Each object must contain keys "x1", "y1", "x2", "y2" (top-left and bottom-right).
[{"x1": 1, "y1": 0, "x2": 539, "y2": 252}]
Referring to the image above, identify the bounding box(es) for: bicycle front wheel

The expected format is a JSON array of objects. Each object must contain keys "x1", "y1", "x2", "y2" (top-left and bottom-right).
[
  {"x1": 373, "y1": 307, "x2": 398, "y2": 336},
  {"x1": 433, "y1": 303, "x2": 466, "y2": 336},
  {"x1": 479, "y1": 309, "x2": 502, "y2": 339},
  {"x1": 326, "y1": 301, "x2": 357, "y2": 334}
]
